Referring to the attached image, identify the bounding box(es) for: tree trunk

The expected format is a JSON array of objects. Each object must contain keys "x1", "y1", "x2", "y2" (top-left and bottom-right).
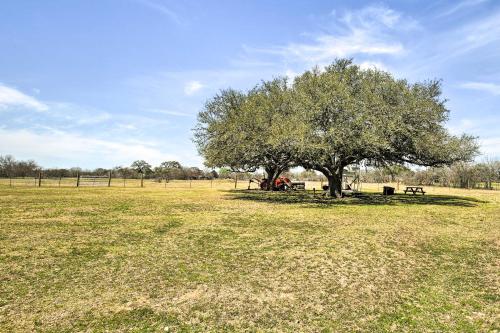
[
  {"x1": 264, "y1": 166, "x2": 281, "y2": 191},
  {"x1": 271, "y1": 168, "x2": 284, "y2": 191},
  {"x1": 327, "y1": 170, "x2": 343, "y2": 198},
  {"x1": 264, "y1": 172, "x2": 274, "y2": 191}
]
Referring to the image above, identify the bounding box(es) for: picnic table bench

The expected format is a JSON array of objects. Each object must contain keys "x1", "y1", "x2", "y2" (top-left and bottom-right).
[{"x1": 404, "y1": 186, "x2": 426, "y2": 195}]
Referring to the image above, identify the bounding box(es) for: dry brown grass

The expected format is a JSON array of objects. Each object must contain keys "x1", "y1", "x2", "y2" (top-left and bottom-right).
[{"x1": 0, "y1": 182, "x2": 498, "y2": 332}]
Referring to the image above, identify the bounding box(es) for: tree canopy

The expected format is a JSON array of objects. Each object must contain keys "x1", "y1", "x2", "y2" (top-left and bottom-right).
[
  {"x1": 194, "y1": 78, "x2": 298, "y2": 189},
  {"x1": 194, "y1": 59, "x2": 478, "y2": 197},
  {"x1": 292, "y1": 59, "x2": 477, "y2": 196},
  {"x1": 130, "y1": 160, "x2": 152, "y2": 175}
]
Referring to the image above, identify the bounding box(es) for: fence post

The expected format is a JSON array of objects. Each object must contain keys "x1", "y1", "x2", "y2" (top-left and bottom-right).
[
  {"x1": 59, "y1": 176, "x2": 62, "y2": 187},
  {"x1": 9, "y1": 175, "x2": 12, "y2": 187},
  {"x1": 76, "y1": 171, "x2": 80, "y2": 187},
  {"x1": 38, "y1": 171, "x2": 42, "y2": 187},
  {"x1": 108, "y1": 171, "x2": 112, "y2": 187},
  {"x1": 141, "y1": 173, "x2": 144, "y2": 188},
  {"x1": 189, "y1": 178, "x2": 192, "y2": 188},
  {"x1": 234, "y1": 174, "x2": 238, "y2": 189}
]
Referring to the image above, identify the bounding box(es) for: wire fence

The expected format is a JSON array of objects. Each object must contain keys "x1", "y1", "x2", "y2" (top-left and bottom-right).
[
  {"x1": 0, "y1": 176, "x2": 251, "y2": 189},
  {"x1": 0, "y1": 176, "x2": 498, "y2": 192}
]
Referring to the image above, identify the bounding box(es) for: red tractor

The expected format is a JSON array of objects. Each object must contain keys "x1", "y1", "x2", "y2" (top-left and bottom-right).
[
  {"x1": 260, "y1": 176, "x2": 292, "y2": 191},
  {"x1": 249, "y1": 176, "x2": 305, "y2": 191}
]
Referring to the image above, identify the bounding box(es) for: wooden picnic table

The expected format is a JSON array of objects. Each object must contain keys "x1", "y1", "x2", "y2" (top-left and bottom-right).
[{"x1": 404, "y1": 186, "x2": 426, "y2": 195}]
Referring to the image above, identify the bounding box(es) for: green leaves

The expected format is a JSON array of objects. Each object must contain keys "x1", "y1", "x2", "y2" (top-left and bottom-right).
[
  {"x1": 294, "y1": 59, "x2": 478, "y2": 169},
  {"x1": 130, "y1": 160, "x2": 152, "y2": 175},
  {"x1": 194, "y1": 58, "x2": 478, "y2": 194},
  {"x1": 194, "y1": 78, "x2": 296, "y2": 176}
]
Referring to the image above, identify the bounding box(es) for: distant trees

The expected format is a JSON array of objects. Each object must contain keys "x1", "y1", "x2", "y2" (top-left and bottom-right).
[
  {"x1": 157, "y1": 161, "x2": 183, "y2": 181},
  {"x1": 401, "y1": 160, "x2": 500, "y2": 189},
  {"x1": 359, "y1": 159, "x2": 500, "y2": 189},
  {"x1": 365, "y1": 164, "x2": 411, "y2": 183},
  {"x1": 1, "y1": 154, "x2": 497, "y2": 189},
  {"x1": 113, "y1": 166, "x2": 134, "y2": 179},
  {"x1": 195, "y1": 59, "x2": 479, "y2": 197},
  {"x1": 0, "y1": 155, "x2": 219, "y2": 181},
  {"x1": 474, "y1": 159, "x2": 499, "y2": 189},
  {"x1": 130, "y1": 160, "x2": 152, "y2": 176},
  {"x1": 44, "y1": 168, "x2": 72, "y2": 178},
  {"x1": 186, "y1": 167, "x2": 203, "y2": 179},
  {"x1": 0, "y1": 155, "x2": 39, "y2": 177}
]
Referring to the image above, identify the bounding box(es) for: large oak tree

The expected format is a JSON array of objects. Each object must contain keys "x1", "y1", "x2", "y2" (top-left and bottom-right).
[
  {"x1": 293, "y1": 59, "x2": 478, "y2": 197},
  {"x1": 195, "y1": 59, "x2": 478, "y2": 197}
]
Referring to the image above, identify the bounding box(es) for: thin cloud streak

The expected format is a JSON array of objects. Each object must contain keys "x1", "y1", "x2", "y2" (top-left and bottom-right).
[
  {"x1": 147, "y1": 108, "x2": 195, "y2": 117},
  {"x1": 436, "y1": 0, "x2": 488, "y2": 17},
  {"x1": 460, "y1": 82, "x2": 500, "y2": 95},
  {"x1": 458, "y1": 10, "x2": 500, "y2": 54},
  {"x1": 184, "y1": 81, "x2": 204, "y2": 95},
  {"x1": 0, "y1": 84, "x2": 48, "y2": 112},
  {"x1": 133, "y1": 0, "x2": 184, "y2": 25}
]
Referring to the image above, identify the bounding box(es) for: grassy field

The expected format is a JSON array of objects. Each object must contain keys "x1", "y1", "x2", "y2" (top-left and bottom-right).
[{"x1": 0, "y1": 182, "x2": 499, "y2": 332}]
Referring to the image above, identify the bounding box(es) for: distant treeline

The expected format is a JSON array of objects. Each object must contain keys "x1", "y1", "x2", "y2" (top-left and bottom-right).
[
  {"x1": 0, "y1": 155, "x2": 264, "y2": 181},
  {"x1": 1, "y1": 155, "x2": 498, "y2": 189},
  {"x1": 360, "y1": 160, "x2": 500, "y2": 189},
  {"x1": 0, "y1": 155, "x2": 219, "y2": 180}
]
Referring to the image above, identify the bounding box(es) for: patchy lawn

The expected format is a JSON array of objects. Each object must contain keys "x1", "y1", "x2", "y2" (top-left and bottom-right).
[{"x1": 0, "y1": 183, "x2": 498, "y2": 332}]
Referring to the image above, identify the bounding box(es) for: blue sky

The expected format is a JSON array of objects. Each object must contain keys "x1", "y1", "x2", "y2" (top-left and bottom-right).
[{"x1": 1, "y1": 0, "x2": 499, "y2": 169}]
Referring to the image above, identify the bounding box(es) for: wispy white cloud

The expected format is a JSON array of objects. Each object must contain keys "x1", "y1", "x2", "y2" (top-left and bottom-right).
[
  {"x1": 447, "y1": 117, "x2": 500, "y2": 159},
  {"x1": 454, "y1": 10, "x2": 500, "y2": 55},
  {"x1": 134, "y1": 0, "x2": 183, "y2": 25},
  {"x1": 284, "y1": 69, "x2": 300, "y2": 80},
  {"x1": 448, "y1": 118, "x2": 479, "y2": 135},
  {"x1": 380, "y1": 7, "x2": 500, "y2": 79},
  {"x1": 125, "y1": 69, "x2": 273, "y2": 120},
  {"x1": 244, "y1": 5, "x2": 412, "y2": 67},
  {"x1": 147, "y1": 108, "x2": 195, "y2": 117},
  {"x1": 40, "y1": 102, "x2": 114, "y2": 127},
  {"x1": 116, "y1": 123, "x2": 137, "y2": 130},
  {"x1": 0, "y1": 128, "x2": 202, "y2": 168},
  {"x1": 358, "y1": 61, "x2": 388, "y2": 71},
  {"x1": 437, "y1": 0, "x2": 488, "y2": 18},
  {"x1": 129, "y1": 69, "x2": 264, "y2": 94},
  {"x1": 0, "y1": 84, "x2": 48, "y2": 112},
  {"x1": 75, "y1": 112, "x2": 112, "y2": 125},
  {"x1": 479, "y1": 136, "x2": 500, "y2": 158},
  {"x1": 184, "y1": 81, "x2": 204, "y2": 95},
  {"x1": 341, "y1": 5, "x2": 403, "y2": 29},
  {"x1": 460, "y1": 81, "x2": 500, "y2": 95},
  {"x1": 271, "y1": 34, "x2": 402, "y2": 63}
]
